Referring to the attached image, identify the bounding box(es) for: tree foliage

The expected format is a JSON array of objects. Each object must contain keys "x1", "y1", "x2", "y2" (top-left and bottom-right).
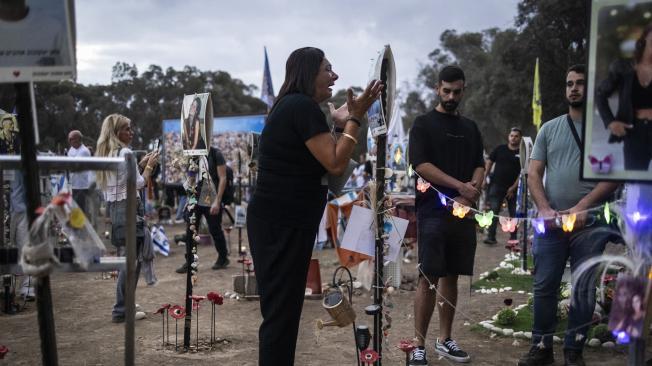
[
  {"x1": 0, "y1": 63, "x2": 267, "y2": 153},
  {"x1": 402, "y1": 0, "x2": 587, "y2": 151}
]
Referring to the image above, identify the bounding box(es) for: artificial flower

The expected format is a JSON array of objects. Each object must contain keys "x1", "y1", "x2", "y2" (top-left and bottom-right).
[{"x1": 168, "y1": 305, "x2": 186, "y2": 319}]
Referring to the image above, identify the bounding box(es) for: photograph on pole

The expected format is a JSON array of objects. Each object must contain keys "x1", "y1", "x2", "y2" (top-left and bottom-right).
[
  {"x1": 0, "y1": 0, "x2": 76, "y2": 82},
  {"x1": 583, "y1": 0, "x2": 652, "y2": 181}
]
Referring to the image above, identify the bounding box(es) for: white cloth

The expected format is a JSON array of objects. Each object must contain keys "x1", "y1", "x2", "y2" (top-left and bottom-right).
[
  {"x1": 103, "y1": 147, "x2": 144, "y2": 202},
  {"x1": 67, "y1": 144, "x2": 93, "y2": 189}
]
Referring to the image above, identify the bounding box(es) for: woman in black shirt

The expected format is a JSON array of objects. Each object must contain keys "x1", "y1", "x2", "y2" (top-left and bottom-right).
[
  {"x1": 247, "y1": 47, "x2": 382, "y2": 365},
  {"x1": 596, "y1": 24, "x2": 652, "y2": 170}
]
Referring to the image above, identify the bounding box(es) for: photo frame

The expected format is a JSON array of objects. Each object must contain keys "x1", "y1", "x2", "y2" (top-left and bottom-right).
[
  {"x1": 0, "y1": 0, "x2": 76, "y2": 82},
  {"x1": 583, "y1": 0, "x2": 652, "y2": 181},
  {"x1": 180, "y1": 93, "x2": 213, "y2": 156}
]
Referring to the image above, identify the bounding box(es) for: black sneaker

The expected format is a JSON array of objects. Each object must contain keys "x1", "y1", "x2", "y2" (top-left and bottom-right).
[
  {"x1": 518, "y1": 346, "x2": 554, "y2": 366},
  {"x1": 408, "y1": 346, "x2": 428, "y2": 366},
  {"x1": 211, "y1": 258, "x2": 230, "y2": 270},
  {"x1": 175, "y1": 263, "x2": 188, "y2": 274},
  {"x1": 435, "y1": 338, "x2": 470, "y2": 363},
  {"x1": 563, "y1": 349, "x2": 585, "y2": 366},
  {"x1": 483, "y1": 237, "x2": 497, "y2": 245}
]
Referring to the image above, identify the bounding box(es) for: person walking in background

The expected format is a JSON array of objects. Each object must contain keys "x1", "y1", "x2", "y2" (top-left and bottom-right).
[
  {"x1": 67, "y1": 130, "x2": 94, "y2": 214},
  {"x1": 408, "y1": 65, "x2": 484, "y2": 365},
  {"x1": 518, "y1": 65, "x2": 620, "y2": 366},
  {"x1": 96, "y1": 113, "x2": 159, "y2": 323},
  {"x1": 246, "y1": 47, "x2": 382, "y2": 365},
  {"x1": 482, "y1": 127, "x2": 522, "y2": 245}
]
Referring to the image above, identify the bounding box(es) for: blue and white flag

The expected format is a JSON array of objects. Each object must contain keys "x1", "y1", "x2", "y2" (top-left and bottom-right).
[
  {"x1": 151, "y1": 225, "x2": 170, "y2": 256},
  {"x1": 260, "y1": 47, "x2": 275, "y2": 111}
]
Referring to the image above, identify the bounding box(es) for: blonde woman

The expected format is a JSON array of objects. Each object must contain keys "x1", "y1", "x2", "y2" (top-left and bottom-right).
[{"x1": 96, "y1": 113, "x2": 159, "y2": 323}]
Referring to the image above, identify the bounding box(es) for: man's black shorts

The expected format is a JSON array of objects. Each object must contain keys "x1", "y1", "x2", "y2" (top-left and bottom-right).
[{"x1": 417, "y1": 210, "x2": 477, "y2": 277}]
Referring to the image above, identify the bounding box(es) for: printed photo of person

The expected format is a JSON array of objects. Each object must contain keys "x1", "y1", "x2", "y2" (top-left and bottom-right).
[
  {"x1": 0, "y1": 112, "x2": 20, "y2": 155},
  {"x1": 180, "y1": 93, "x2": 210, "y2": 156},
  {"x1": 584, "y1": 0, "x2": 652, "y2": 181},
  {"x1": 608, "y1": 275, "x2": 647, "y2": 339}
]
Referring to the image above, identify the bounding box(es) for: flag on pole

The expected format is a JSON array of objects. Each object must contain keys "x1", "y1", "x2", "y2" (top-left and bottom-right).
[
  {"x1": 261, "y1": 47, "x2": 275, "y2": 111},
  {"x1": 532, "y1": 58, "x2": 542, "y2": 131}
]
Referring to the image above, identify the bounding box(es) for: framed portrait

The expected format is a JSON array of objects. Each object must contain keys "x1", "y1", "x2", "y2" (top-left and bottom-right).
[
  {"x1": 180, "y1": 93, "x2": 213, "y2": 156},
  {"x1": 583, "y1": 0, "x2": 652, "y2": 181},
  {"x1": 0, "y1": 0, "x2": 76, "y2": 82},
  {"x1": 608, "y1": 275, "x2": 647, "y2": 340}
]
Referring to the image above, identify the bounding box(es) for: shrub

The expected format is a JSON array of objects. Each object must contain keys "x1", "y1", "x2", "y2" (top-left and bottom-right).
[{"x1": 497, "y1": 308, "x2": 517, "y2": 326}]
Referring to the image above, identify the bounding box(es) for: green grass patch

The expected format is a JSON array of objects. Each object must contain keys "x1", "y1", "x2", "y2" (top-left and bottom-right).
[
  {"x1": 473, "y1": 304, "x2": 569, "y2": 334},
  {"x1": 472, "y1": 256, "x2": 534, "y2": 292},
  {"x1": 472, "y1": 270, "x2": 533, "y2": 292}
]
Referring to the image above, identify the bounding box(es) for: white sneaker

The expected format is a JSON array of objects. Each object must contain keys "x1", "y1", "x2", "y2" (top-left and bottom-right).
[{"x1": 135, "y1": 311, "x2": 146, "y2": 320}]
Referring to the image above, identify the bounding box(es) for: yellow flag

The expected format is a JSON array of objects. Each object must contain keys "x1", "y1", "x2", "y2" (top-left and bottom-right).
[{"x1": 532, "y1": 58, "x2": 542, "y2": 131}]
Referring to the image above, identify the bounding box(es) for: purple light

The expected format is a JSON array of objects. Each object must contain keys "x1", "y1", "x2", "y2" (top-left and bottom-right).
[
  {"x1": 614, "y1": 330, "x2": 630, "y2": 344},
  {"x1": 438, "y1": 193, "x2": 447, "y2": 207},
  {"x1": 533, "y1": 218, "x2": 546, "y2": 234}
]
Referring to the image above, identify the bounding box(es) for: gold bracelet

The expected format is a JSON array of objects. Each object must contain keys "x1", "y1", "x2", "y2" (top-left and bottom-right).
[{"x1": 341, "y1": 132, "x2": 358, "y2": 144}]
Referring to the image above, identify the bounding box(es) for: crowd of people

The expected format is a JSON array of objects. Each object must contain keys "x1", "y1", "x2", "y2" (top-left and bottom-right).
[{"x1": 4, "y1": 27, "x2": 651, "y2": 364}]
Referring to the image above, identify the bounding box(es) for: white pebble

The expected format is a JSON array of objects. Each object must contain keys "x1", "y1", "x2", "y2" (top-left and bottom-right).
[
  {"x1": 503, "y1": 329, "x2": 514, "y2": 336},
  {"x1": 491, "y1": 288, "x2": 498, "y2": 293},
  {"x1": 524, "y1": 332, "x2": 532, "y2": 340},
  {"x1": 602, "y1": 341, "x2": 615, "y2": 349},
  {"x1": 588, "y1": 338, "x2": 601, "y2": 347},
  {"x1": 517, "y1": 290, "x2": 525, "y2": 294},
  {"x1": 512, "y1": 339, "x2": 520, "y2": 346},
  {"x1": 553, "y1": 336, "x2": 562, "y2": 343},
  {"x1": 514, "y1": 331, "x2": 524, "y2": 338},
  {"x1": 505, "y1": 287, "x2": 512, "y2": 291}
]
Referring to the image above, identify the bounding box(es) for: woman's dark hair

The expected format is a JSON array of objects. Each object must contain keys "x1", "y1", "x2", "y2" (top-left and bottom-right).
[
  {"x1": 269, "y1": 47, "x2": 324, "y2": 114},
  {"x1": 189, "y1": 97, "x2": 202, "y2": 122},
  {"x1": 634, "y1": 24, "x2": 652, "y2": 63}
]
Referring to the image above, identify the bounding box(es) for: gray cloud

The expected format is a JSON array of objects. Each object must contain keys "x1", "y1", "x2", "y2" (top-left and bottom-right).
[{"x1": 75, "y1": 0, "x2": 519, "y2": 93}]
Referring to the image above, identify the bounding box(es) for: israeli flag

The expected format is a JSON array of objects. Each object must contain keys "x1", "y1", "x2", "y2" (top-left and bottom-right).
[{"x1": 151, "y1": 225, "x2": 170, "y2": 256}]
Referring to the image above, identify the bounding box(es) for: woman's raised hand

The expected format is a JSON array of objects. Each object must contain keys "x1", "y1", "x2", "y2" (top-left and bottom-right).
[
  {"x1": 346, "y1": 79, "x2": 384, "y2": 119},
  {"x1": 328, "y1": 102, "x2": 350, "y2": 128}
]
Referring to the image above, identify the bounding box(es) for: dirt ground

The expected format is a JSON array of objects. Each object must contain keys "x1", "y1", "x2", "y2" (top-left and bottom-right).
[{"x1": 0, "y1": 221, "x2": 635, "y2": 365}]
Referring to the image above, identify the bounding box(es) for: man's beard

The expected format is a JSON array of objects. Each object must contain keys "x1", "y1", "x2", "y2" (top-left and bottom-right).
[
  {"x1": 568, "y1": 100, "x2": 583, "y2": 108},
  {"x1": 441, "y1": 100, "x2": 459, "y2": 112}
]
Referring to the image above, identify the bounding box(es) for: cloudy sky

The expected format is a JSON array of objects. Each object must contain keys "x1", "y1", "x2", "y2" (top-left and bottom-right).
[{"x1": 75, "y1": 0, "x2": 520, "y2": 94}]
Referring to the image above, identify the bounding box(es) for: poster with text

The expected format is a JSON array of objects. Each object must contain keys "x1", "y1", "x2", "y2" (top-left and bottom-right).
[
  {"x1": 583, "y1": 0, "x2": 652, "y2": 181},
  {"x1": 0, "y1": 0, "x2": 76, "y2": 82}
]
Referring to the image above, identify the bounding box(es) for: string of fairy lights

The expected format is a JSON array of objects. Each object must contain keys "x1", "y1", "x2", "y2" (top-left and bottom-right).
[{"x1": 412, "y1": 170, "x2": 650, "y2": 234}]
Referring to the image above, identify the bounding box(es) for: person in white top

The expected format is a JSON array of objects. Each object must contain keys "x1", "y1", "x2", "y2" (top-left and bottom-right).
[
  {"x1": 96, "y1": 113, "x2": 158, "y2": 323},
  {"x1": 67, "y1": 130, "x2": 93, "y2": 213}
]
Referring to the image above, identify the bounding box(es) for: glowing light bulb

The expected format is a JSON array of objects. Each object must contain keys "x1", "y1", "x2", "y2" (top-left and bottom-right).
[
  {"x1": 604, "y1": 202, "x2": 611, "y2": 224},
  {"x1": 614, "y1": 330, "x2": 630, "y2": 344},
  {"x1": 416, "y1": 178, "x2": 430, "y2": 193},
  {"x1": 533, "y1": 218, "x2": 546, "y2": 234},
  {"x1": 475, "y1": 211, "x2": 494, "y2": 228},
  {"x1": 562, "y1": 214, "x2": 576, "y2": 232},
  {"x1": 438, "y1": 193, "x2": 447, "y2": 207}
]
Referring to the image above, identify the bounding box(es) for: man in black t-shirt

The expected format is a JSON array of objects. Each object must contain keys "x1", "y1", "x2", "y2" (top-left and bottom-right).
[
  {"x1": 176, "y1": 146, "x2": 230, "y2": 273},
  {"x1": 482, "y1": 127, "x2": 522, "y2": 244},
  {"x1": 408, "y1": 66, "x2": 484, "y2": 365}
]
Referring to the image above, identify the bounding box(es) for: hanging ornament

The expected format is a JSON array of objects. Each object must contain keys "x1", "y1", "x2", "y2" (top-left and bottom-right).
[
  {"x1": 69, "y1": 207, "x2": 86, "y2": 229},
  {"x1": 604, "y1": 202, "x2": 611, "y2": 224},
  {"x1": 561, "y1": 214, "x2": 576, "y2": 232},
  {"x1": 452, "y1": 202, "x2": 470, "y2": 218},
  {"x1": 499, "y1": 217, "x2": 518, "y2": 233},
  {"x1": 475, "y1": 211, "x2": 494, "y2": 228}
]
